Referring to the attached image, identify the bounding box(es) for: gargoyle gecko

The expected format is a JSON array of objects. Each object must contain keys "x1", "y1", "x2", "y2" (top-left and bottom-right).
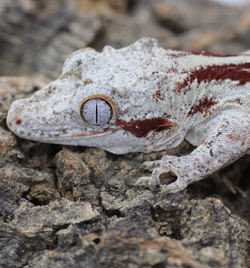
[{"x1": 7, "y1": 38, "x2": 250, "y2": 195}]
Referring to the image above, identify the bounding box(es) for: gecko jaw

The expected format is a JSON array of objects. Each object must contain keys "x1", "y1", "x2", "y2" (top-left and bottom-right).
[{"x1": 7, "y1": 124, "x2": 114, "y2": 142}]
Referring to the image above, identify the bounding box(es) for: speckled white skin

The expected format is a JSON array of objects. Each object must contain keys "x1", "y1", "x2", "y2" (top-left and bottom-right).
[{"x1": 7, "y1": 38, "x2": 250, "y2": 195}]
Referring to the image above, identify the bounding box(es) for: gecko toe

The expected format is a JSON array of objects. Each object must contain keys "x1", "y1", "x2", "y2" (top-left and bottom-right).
[
  {"x1": 141, "y1": 162, "x2": 154, "y2": 170},
  {"x1": 160, "y1": 176, "x2": 188, "y2": 196},
  {"x1": 135, "y1": 173, "x2": 161, "y2": 191},
  {"x1": 160, "y1": 183, "x2": 181, "y2": 196},
  {"x1": 134, "y1": 176, "x2": 150, "y2": 186},
  {"x1": 141, "y1": 160, "x2": 160, "y2": 170}
]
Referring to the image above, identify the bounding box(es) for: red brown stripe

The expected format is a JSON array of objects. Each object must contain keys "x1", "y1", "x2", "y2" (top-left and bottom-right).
[
  {"x1": 178, "y1": 62, "x2": 250, "y2": 93},
  {"x1": 116, "y1": 117, "x2": 178, "y2": 138},
  {"x1": 188, "y1": 97, "x2": 219, "y2": 117}
]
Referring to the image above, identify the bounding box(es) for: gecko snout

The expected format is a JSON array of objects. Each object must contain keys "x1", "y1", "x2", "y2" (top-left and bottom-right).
[
  {"x1": 7, "y1": 112, "x2": 22, "y2": 128},
  {"x1": 6, "y1": 100, "x2": 26, "y2": 135}
]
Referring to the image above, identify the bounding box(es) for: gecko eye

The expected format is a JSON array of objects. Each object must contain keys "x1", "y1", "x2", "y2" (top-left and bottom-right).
[
  {"x1": 81, "y1": 99, "x2": 111, "y2": 125},
  {"x1": 77, "y1": 94, "x2": 119, "y2": 126}
]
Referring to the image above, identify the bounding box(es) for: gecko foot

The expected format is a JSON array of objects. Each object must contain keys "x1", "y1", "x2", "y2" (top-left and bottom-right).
[{"x1": 135, "y1": 157, "x2": 189, "y2": 195}]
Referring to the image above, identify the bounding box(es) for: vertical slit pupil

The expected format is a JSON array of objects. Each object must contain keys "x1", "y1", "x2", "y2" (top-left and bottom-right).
[
  {"x1": 96, "y1": 101, "x2": 98, "y2": 125},
  {"x1": 81, "y1": 98, "x2": 112, "y2": 126}
]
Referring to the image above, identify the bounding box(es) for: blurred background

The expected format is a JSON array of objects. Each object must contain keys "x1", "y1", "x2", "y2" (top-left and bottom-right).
[{"x1": 1, "y1": 0, "x2": 250, "y2": 79}]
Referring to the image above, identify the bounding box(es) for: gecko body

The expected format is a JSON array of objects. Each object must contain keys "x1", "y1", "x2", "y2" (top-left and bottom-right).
[{"x1": 7, "y1": 38, "x2": 250, "y2": 194}]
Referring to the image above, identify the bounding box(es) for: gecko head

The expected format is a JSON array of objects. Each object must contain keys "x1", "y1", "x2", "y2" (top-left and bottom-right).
[{"x1": 7, "y1": 38, "x2": 178, "y2": 154}]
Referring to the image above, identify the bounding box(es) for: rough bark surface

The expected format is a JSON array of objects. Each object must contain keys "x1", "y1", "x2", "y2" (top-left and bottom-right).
[{"x1": 1, "y1": 1, "x2": 250, "y2": 267}]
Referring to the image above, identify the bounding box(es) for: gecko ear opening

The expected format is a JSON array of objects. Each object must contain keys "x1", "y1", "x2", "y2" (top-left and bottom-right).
[{"x1": 77, "y1": 94, "x2": 119, "y2": 126}]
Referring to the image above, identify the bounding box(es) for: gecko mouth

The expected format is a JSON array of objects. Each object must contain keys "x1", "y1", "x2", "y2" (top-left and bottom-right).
[{"x1": 12, "y1": 129, "x2": 114, "y2": 142}]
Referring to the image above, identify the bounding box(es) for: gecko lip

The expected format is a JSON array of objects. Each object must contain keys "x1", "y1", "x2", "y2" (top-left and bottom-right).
[{"x1": 9, "y1": 129, "x2": 113, "y2": 141}]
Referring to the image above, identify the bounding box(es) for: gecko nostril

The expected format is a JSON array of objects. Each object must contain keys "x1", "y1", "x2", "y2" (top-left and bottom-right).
[{"x1": 16, "y1": 119, "x2": 22, "y2": 125}]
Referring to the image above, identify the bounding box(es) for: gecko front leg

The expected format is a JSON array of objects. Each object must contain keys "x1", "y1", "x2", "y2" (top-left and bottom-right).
[{"x1": 136, "y1": 111, "x2": 250, "y2": 195}]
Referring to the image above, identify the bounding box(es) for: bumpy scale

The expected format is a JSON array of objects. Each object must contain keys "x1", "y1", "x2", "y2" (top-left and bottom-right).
[{"x1": 7, "y1": 38, "x2": 250, "y2": 195}]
